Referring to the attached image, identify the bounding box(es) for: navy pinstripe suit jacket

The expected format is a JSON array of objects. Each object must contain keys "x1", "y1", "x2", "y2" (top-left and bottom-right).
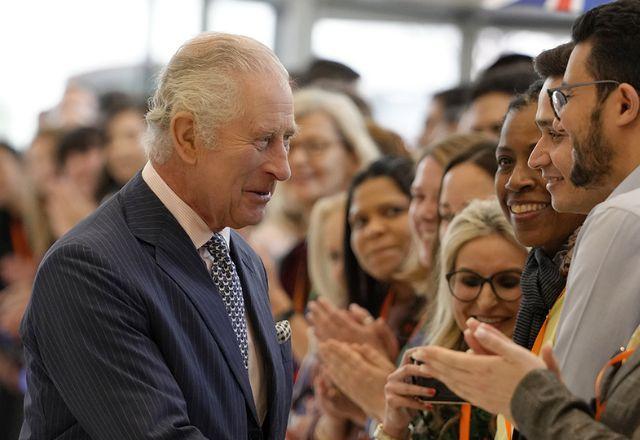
[{"x1": 19, "y1": 174, "x2": 293, "y2": 440}]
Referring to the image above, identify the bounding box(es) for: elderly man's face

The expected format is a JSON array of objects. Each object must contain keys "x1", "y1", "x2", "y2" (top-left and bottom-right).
[{"x1": 192, "y1": 72, "x2": 295, "y2": 230}]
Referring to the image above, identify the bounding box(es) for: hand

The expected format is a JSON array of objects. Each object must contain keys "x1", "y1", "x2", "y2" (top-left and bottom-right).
[
  {"x1": 308, "y1": 298, "x2": 398, "y2": 358},
  {"x1": 0, "y1": 255, "x2": 37, "y2": 285},
  {"x1": 315, "y1": 369, "x2": 366, "y2": 426},
  {"x1": 45, "y1": 177, "x2": 97, "y2": 238},
  {"x1": 411, "y1": 319, "x2": 547, "y2": 421},
  {"x1": 0, "y1": 281, "x2": 32, "y2": 339},
  {"x1": 348, "y1": 303, "x2": 400, "y2": 360},
  {"x1": 382, "y1": 349, "x2": 434, "y2": 439},
  {"x1": 317, "y1": 340, "x2": 395, "y2": 421}
]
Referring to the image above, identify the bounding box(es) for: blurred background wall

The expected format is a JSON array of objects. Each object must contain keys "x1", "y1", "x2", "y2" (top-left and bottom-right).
[{"x1": 0, "y1": 0, "x2": 609, "y2": 150}]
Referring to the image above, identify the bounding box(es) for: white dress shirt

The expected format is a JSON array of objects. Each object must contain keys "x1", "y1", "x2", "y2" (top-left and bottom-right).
[
  {"x1": 142, "y1": 162, "x2": 267, "y2": 423},
  {"x1": 554, "y1": 165, "x2": 640, "y2": 401}
]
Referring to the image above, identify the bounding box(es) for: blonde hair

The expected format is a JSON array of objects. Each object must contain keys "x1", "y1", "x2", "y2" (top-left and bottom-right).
[
  {"x1": 307, "y1": 193, "x2": 348, "y2": 307},
  {"x1": 415, "y1": 132, "x2": 492, "y2": 168},
  {"x1": 144, "y1": 32, "x2": 289, "y2": 163},
  {"x1": 293, "y1": 88, "x2": 380, "y2": 166},
  {"x1": 272, "y1": 88, "x2": 381, "y2": 235},
  {"x1": 427, "y1": 198, "x2": 523, "y2": 349}
]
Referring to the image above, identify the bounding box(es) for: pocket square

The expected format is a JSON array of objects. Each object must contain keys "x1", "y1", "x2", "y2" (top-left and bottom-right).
[{"x1": 275, "y1": 320, "x2": 291, "y2": 344}]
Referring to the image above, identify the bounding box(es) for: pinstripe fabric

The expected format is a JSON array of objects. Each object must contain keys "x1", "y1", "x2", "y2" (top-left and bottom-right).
[{"x1": 19, "y1": 174, "x2": 293, "y2": 440}]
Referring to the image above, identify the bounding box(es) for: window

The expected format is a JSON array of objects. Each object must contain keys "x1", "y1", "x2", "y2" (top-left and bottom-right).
[
  {"x1": 312, "y1": 19, "x2": 462, "y2": 148},
  {"x1": 0, "y1": 0, "x2": 200, "y2": 148},
  {"x1": 472, "y1": 27, "x2": 570, "y2": 77},
  {"x1": 207, "y1": 0, "x2": 276, "y2": 49}
]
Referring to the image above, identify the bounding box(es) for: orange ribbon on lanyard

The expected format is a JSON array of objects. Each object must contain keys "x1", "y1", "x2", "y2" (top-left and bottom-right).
[
  {"x1": 594, "y1": 348, "x2": 635, "y2": 421},
  {"x1": 459, "y1": 403, "x2": 471, "y2": 440},
  {"x1": 503, "y1": 291, "x2": 562, "y2": 440}
]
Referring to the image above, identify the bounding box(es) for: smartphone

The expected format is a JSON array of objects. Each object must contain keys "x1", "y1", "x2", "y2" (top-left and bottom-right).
[{"x1": 410, "y1": 357, "x2": 465, "y2": 404}]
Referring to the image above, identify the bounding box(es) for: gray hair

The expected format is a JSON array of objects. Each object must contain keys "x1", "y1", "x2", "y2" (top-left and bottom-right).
[
  {"x1": 144, "y1": 32, "x2": 289, "y2": 164},
  {"x1": 427, "y1": 198, "x2": 524, "y2": 349},
  {"x1": 293, "y1": 88, "x2": 380, "y2": 166}
]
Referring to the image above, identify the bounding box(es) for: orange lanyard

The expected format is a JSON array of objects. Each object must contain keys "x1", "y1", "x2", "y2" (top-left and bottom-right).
[
  {"x1": 459, "y1": 403, "x2": 471, "y2": 440},
  {"x1": 378, "y1": 289, "x2": 396, "y2": 320},
  {"x1": 594, "y1": 348, "x2": 635, "y2": 421},
  {"x1": 503, "y1": 293, "x2": 563, "y2": 440},
  {"x1": 9, "y1": 219, "x2": 31, "y2": 258}
]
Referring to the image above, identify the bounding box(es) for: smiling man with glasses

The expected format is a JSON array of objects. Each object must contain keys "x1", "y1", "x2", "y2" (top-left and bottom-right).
[
  {"x1": 389, "y1": 2, "x2": 640, "y2": 439},
  {"x1": 546, "y1": 0, "x2": 640, "y2": 404}
]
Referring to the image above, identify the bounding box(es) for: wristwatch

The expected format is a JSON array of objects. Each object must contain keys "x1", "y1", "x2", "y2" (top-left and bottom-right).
[{"x1": 373, "y1": 423, "x2": 403, "y2": 440}]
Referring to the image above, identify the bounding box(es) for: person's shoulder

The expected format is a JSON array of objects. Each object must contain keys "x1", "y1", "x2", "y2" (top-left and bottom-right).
[
  {"x1": 590, "y1": 186, "x2": 640, "y2": 217},
  {"x1": 42, "y1": 194, "x2": 132, "y2": 271},
  {"x1": 606, "y1": 186, "x2": 640, "y2": 214},
  {"x1": 581, "y1": 188, "x2": 640, "y2": 236}
]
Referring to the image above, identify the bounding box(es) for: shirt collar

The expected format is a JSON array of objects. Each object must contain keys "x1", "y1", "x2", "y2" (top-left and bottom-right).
[
  {"x1": 608, "y1": 164, "x2": 640, "y2": 200},
  {"x1": 141, "y1": 162, "x2": 230, "y2": 249}
]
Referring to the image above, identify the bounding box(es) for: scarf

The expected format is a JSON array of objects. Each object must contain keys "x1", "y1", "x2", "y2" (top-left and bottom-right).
[
  {"x1": 512, "y1": 247, "x2": 566, "y2": 349},
  {"x1": 512, "y1": 226, "x2": 581, "y2": 440}
]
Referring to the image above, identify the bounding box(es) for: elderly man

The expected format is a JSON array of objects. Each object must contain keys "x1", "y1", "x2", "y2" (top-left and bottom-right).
[{"x1": 20, "y1": 33, "x2": 296, "y2": 440}]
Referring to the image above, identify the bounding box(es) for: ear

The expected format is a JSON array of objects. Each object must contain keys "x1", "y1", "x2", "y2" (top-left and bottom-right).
[
  {"x1": 170, "y1": 111, "x2": 198, "y2": 165},
  {"x1": 614, "y1": 83, "x2": 640, "y2": 127}
]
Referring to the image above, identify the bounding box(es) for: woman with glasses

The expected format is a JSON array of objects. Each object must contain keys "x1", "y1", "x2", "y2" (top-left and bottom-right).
[
  {"x1": 379, "y1": 199, "x2": 527, "y2": 440},
  {"x1": 249, "y1": 88, "x2": 381, "y2": 364}
]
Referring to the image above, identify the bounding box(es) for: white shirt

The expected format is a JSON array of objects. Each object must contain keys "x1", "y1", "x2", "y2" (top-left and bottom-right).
[
  {"x1": 554, "y1": 165, "x2": 640, "y2": 401},
  {"x1": 142, "y1": 162, "x2": 267, "y2": 423}
]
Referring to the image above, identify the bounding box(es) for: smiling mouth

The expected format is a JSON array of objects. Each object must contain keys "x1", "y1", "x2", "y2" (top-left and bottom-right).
[
  {"x1": 509, "y1": 203, "x2": 549, "y2": 214},
  {"x1": 544, "y1": 176, "x2": 564, "y2": 184},
  {"x1": 473, "y1": 316, "x2": 509, "y2": 325},
  {"x1": 247, "y1": 190, "x2": 272, "y2": 200},
  {"x1": 368, "y1": 246, "x2": 399, "y2": 257}
]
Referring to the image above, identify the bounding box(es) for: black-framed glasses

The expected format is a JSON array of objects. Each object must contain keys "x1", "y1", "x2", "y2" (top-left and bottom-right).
[
  {"x1": 547, "y1": 80, "x2": 620, "y2": 120},
  {"x1": 446, "y1": 269, "x2": 522, "y2": 302}
]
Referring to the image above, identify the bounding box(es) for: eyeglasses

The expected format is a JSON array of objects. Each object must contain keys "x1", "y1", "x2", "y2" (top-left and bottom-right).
[
  {"x1": 289, "y1": 139, "x2": 343, "y2": 157},
  {"x1": 446, "y1": 269, "x2": 522, "y2": 302},
  {"x1": 547, "y1": 80, "x2": 620, "y2": 120}
]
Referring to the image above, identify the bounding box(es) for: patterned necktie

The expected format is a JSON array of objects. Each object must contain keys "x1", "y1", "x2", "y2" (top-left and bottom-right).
[{"x1": 204, "y1": 233, "x2": 249, "y2": 369}]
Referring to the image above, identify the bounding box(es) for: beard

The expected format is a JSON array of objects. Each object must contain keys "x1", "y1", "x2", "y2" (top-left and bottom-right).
[{"x1": 570, "y1": 106, "x2": 614, "y2": 188}]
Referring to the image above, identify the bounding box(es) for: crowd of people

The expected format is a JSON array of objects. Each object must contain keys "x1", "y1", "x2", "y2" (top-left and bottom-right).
[{"x1": 1, "y1": 1, "x2": 640, "y2": 439}]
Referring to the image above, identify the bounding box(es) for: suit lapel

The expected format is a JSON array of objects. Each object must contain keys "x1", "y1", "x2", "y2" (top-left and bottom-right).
[
  {"x1": 120, "y1": 174, "x2": 259, "y2": 424},
  {"x1": 230, "y1": 232, "x2": 283, "y2": 434},
  {"x1": 604, "y1": 348, "x2": 640, "y2": 398}
]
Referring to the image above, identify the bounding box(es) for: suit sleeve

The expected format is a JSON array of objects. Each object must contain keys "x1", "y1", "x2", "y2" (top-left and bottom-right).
[
  {"x1": 511, "y1": 369, "x2": 639, "y2": 439},
  {"x1": 21, "y1": 243, "x2": 209, "y2": 440}
]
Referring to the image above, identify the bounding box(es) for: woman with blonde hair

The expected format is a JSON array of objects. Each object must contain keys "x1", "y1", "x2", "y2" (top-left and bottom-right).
[
  {"x1": 254, "y1": 88, "x2": 381, "y2": 346},
  {"x1": 379, "y1": 199, "x2": 528, "y2": 440},
  {"x1": 307, "y1": 192, "x2": 348, "y2": 308}
]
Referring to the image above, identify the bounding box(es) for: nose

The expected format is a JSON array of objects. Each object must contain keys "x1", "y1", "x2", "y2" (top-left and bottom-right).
[
  {"x1": 268, "y1": 141, "x2": 292, "y2": 182},
  {"x1": 529, "y1": 139, "x2": 550, "y2": 170},
  {"x1": 419, "y1": 196, "x2": 438, "y2": 222},
  {"x1": 475, "y1": 282, "x2": 499, "y2": 311},
  {"x1": 505, "y1": 162, "x2": 536, "y2": 193},
  {"x1": 362, "y1": 215, "x2": 386, "y2": 239},
  {"x1": 287, "y1": 142, "x2": 310, "y2": 170}
]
